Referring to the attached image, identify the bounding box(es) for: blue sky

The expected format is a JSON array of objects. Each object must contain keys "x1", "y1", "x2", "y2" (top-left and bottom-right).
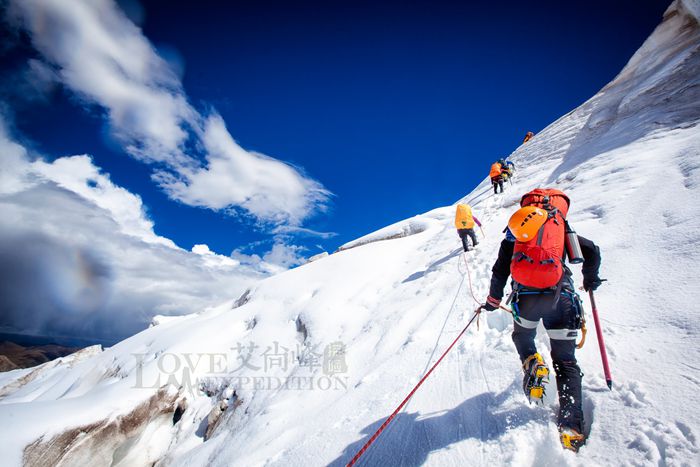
[{"x1": 1, "y1": 0, "x2": 669, "y2": 261}]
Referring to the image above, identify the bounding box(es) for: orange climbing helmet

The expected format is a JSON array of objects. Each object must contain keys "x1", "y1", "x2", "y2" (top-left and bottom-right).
[
  {"x1": 510, "y1": 188, "x2": 571, "y2": 289},
  {"x1": 507, "y1": 205, "x2": 547, "y2": 242}
]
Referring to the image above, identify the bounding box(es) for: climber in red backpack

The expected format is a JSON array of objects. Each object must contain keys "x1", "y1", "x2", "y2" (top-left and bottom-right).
[
  {"x1": 481, "y1": 188, "x2": 602, "y2": 452},
  {"x1": 523, "y1": 131, "x2": 535, "y2": 143}
]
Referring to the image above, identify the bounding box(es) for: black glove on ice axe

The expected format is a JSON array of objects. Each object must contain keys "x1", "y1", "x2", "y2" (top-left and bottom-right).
[{"x1": 583, "y1": 277, "x2": 605, "y2": 292}]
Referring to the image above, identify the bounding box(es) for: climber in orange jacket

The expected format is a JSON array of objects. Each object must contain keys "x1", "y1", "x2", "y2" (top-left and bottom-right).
[
  {"x1": 490, "y1": 162, "x2": 504, "y2": 194},
  {"x1": 523, "y1": 131, "x2": 535, "y2": 143},
  {"x1": 454, "y1": 203, "x2": 482, "y2": 252}
]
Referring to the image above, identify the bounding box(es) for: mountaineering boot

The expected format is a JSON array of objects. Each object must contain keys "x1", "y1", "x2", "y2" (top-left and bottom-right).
[
  {"x1": 522, "y1": 353, "x2": 549, "y2": 404},
  {"x1": 553, "y1": 360, "x2": 584, "y2": 437},
  {"x1": 559, "y1": 427, "x2": 585, "y2": 452}
]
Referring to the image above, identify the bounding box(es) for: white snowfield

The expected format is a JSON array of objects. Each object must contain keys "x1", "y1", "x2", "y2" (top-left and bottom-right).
[{"x1": 1, "y1": 1, "x2": 700, "y2": 466}]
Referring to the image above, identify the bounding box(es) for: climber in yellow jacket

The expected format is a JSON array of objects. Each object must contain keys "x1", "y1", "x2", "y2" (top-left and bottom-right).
[{"x1": 454, "y1": 203, "x2": 482, "y2": 252}]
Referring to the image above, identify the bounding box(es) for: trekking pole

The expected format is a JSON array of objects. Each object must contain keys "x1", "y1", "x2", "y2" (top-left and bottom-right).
[
  {"x1": 346, "y1": 309, "x2": 482, "y2": 467},
  {"x1": 479, "y1": 226, "x2": 485, "y2": 238},
  {"x1": 589, "y1": 290, "x2": 613, "y2": 390}
]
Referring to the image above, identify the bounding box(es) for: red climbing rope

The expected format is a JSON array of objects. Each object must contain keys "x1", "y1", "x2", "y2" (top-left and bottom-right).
[
  {"x1": 346, "y1": 309, "x2": 481, "y2": 467},
  {"x1": 462, "y1": 253, "x2": 482, "y2": 306},
  {"x1": 462, "y1": 253, "x2": 512, "y2": 322}
]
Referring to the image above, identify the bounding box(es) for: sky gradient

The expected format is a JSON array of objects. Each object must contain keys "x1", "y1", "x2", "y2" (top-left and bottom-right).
[{"x1": 1, "y1": 0, "x2": 670, "y2": 259}]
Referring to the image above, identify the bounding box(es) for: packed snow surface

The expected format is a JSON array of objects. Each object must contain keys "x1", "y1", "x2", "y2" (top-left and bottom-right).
[{"x1": 1, "y1": 1, "x2": 699, "y2": 466}]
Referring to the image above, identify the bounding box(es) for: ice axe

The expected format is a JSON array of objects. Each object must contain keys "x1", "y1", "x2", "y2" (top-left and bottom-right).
[{"x1": 588, "y1": 288, "x2": 613, "y2": 390}]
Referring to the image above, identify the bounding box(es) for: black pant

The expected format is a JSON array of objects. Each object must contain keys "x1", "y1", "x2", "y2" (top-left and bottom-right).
[
  {"x1": 457, "y1": 228, "x2": 478, "y2": 251},
  {"x1": 492, "y1": 177, "x2": 503, "y2": 194},
  {"x1": 511, "y1": 290, "x2": 584, "y2": 432}
]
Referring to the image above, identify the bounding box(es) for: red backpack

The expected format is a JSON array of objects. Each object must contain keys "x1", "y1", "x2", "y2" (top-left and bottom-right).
[{"x1": 510, "y1": 188, "x2": 570, "y2": 289}]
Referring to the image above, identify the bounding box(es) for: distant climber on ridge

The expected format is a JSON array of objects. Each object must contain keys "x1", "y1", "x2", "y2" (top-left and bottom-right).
[
  {"x1": 523, "y1": 131, "x2": 535, "y2": 143},
  {"x1": 481, "y1": 188, "x2": 602, "y2": 452},
  {"x1": 454, "y1": 203, "x2": 481, "y2": 252},
  {"x1": 506, "y1": 160, "x2": 515, "y2": 173},
  {"x1": 490, "y1": 161, "x2": 504, "y2": 194},
  {"x1": 501, "y1": 160, "x2": 515, "y2": 182}
]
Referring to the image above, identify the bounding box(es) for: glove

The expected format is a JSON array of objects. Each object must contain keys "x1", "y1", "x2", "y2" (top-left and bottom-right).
[
  {"x1": 583, "y1": 276, "x2": 603, "y2": 292},
  {"x1": 482, "y1": 295, "x2": 501, "y2": 312}
]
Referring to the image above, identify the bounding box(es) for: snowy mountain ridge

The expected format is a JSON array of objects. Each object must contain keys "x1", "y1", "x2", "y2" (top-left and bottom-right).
[{"x1": 1, "y1": 1, "x2": 699, "y2": 466}]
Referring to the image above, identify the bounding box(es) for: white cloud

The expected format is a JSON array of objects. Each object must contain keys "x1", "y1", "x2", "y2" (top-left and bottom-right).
[
  {"x1": 191, "y1": 244, "x2": 212, "y2": 255},
  {"x1": 0, "y1": 116, "x2": 32, "y2": 194},
  {"x1": 191, "y1": 243, "x2": 239, "y2": 268},
  {"x1": 12, "y1": 0, "x2": 192, "y2": 162},
  {"x1": 230, "y1": 249, "x2": 263, "y2": 268},
  {"x1": 230, "y1": 238, "x2": 308, "y2": 275},
  {"x1": 32, "y1": 155, "x2": 174, "y2": 247},
  {"x1": 0, "y1": 118, "x2": 265, "y2": 342},
  {"x1": 271, "y1": 225, "x2": 338, "y2": 239},
  {"x1": 157, "y1": 115, "x2": 330, "y2": 225},
  {"x1": 8, "y1": 0, "x2": 330, "y2": 225},
  {"x1": 263, "y1": 242, "x2": 306, "y2": 269}
]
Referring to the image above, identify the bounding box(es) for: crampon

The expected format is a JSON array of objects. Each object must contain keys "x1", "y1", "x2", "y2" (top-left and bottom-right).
[
  {"x1": 522, "y1": 353, "x2": 549, "y2": 404},
  {"x1": 559, "y1": 427, "x2": 585, "y2": 452}
]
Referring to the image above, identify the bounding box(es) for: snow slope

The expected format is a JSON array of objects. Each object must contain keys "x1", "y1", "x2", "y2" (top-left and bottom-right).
[{"x1": 1, "y1": 1, "x2": 699, "y2": 466}]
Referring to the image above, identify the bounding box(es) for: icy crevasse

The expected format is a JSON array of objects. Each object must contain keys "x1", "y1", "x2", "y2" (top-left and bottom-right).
[{"x1": 0, "y1": 1, "x2": 699, "y2": 466}]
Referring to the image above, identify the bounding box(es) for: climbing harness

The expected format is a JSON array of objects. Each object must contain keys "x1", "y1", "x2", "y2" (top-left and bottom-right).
[{"x1": 507, "y1": 280, "x2": 586, "y2": 346}]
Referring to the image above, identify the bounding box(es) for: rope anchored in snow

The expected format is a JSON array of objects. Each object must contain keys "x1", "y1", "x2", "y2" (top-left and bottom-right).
[
  {"x1": 346, "y1": 309, "x2": 482, "y2": 467},
  {"x1": 347, "y1": 253, "x2": 511, "y2": 465}
]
